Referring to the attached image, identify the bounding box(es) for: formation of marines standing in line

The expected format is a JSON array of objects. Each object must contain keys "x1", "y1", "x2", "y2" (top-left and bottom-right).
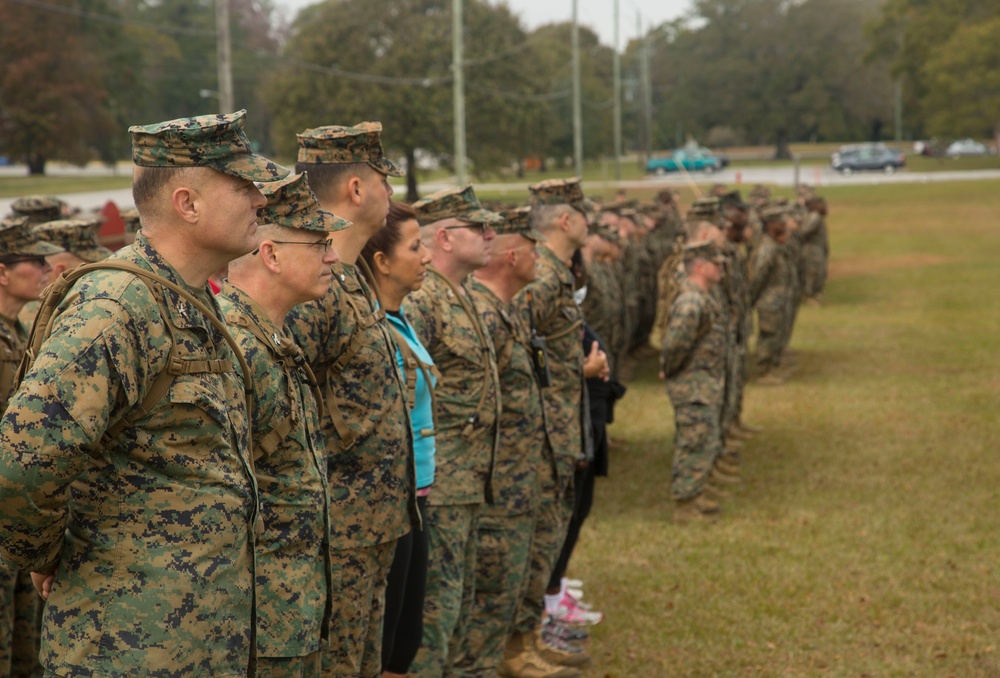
[{"x1": 0, "y1": 109, "x2": 829, "y2": 678}]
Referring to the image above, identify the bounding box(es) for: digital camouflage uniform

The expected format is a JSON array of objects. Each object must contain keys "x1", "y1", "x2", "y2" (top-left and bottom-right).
[
  {"x1": 722, "y1": 240, "x2": 752, "y2": 429},
  {"x1": 8, "y1": 196, "x2": 61, "y2": 225},
  {"x1": 290, "y1": 122, "x2": 416, "y2": 678},
  {"x1": 511, "y1": 238, "x2": 584, "y2": 637},
  {"x1": 460, "y1": 276, "x2": 545, "y2": 677},
  {"x1": 0, "y1": 233, "x2": 261, "y2": 677},
  {"x1": 0, "y1": 110, "x2": 285, "y2": 678},
  {"x1": 800, "y1": 203, "x2": 829, "y2": 298},
  {"x1": 749, "y1": 230, "x2": 793, "y2": 373},
  {"x1": 219, "y1": 172, "x2": 348, "y2": 677},
  {"x1": 286, "y1": 264, "x2": 416, "y2": 678},
  {"x1": 403, "y1": 186, "x2": 502, "y2": 678},
  {"x1": 663, "y1": 267, "x2": 727, "y2": 502}
]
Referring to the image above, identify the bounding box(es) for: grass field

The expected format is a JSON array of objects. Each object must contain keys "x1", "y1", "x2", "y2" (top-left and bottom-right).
[{"x1": 571, "y1": 179, "x2": 1000, "y2": 676}]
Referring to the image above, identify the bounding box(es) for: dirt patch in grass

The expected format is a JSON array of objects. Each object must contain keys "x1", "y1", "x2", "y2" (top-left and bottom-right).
[{"x1": 828, "y1": 253, "x2": 954, "y2": 280}]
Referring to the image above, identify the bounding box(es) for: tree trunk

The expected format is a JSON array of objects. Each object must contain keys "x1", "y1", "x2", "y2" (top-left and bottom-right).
[
  {"x1": 405, "y1": 146, "x2": 419, "y2": 203},
  {"x1": 27, "y1": 152, "x2": 46, "y2": 175},
  {"x1": 773, "y1": 130, "x2": 791, "y2": 160}
]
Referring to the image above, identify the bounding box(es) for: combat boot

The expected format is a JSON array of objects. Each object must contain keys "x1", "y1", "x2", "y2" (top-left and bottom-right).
[
  {"x1": 727, "y1": 426, "x2": 754, "y2": 441},
  {"x1": 500, "y1": 633, "x2": 582, "y2": 678},
  {"x1": 736, "y1": 420, "x2": 764, "y2": 434},
  {"x1": 724, "y1": 437, "x2": 745, "y2": 453},
  {"x1": 530, "y1": 629, "x2": 592, "y2": 668},
  {"x1": 709, "y1": 466, "x2": 742, "y2": 485},
  {"x1": 674, "y1": 494, "x2": 721, "y2": 523},
  {"x1": 702, "y1": 482, "x2": 730, "y2": 500},
  {"x1": 714, "y1": 457, "x2": 741, "y2": 477}
]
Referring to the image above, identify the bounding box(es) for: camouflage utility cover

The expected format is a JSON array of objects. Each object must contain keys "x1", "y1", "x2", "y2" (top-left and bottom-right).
[
  {"x1": 257, "y1": 172, "x2": 350, "y2": 233},
  {"x1": 33, "y1": 219, "x2": 112, "y2": 262},
  {"x1": 496, "y1": 206, "x2": 544, "y2": 242},
  {"x1": 10, "y1": 195, "x2": 63, "y2": 223},
  {"x1": 413, "y1": 185, "x2": 503, "y2": 226},
  {"x1": 0, "y1": 233, "x2": 259, "y2": 675},
  {"x1": 528, "y1": 177, "x2": 586, "y2": 212},
  {"x1": 0, "y1": 217, "x2": 63, "y2": 257},
  {"x1": 130, "y1": 109, "x2": 288, "y2": 182},
  {"x1": 296, "y1": 122, "x2": 403, "y2": 177}
]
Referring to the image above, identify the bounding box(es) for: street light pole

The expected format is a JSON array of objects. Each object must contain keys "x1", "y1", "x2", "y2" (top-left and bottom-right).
[{"x1": 216, "y1": 0, "x2": 234, "y2": 112}]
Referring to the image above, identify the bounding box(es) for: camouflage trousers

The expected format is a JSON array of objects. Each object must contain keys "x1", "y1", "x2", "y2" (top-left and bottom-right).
[
  {"x1": 322, "y1": 541, "x2": 397, "y2": 678},
  {"x1": 802, "y1": 246, "x2": 827, "y2": 298},
  {"x1": 720, "y1": 337, "x2": 738, "y2": 436},
  {"x1": 670, "y1": 401, "x2": 724, "y2": 501},
  {"x1": 410, "y1": 504, "x2": 480, "y2": 678},
  {"x1": 754, "y1": 303, "x2": 787, "y2": 372},
  {"x1": 727, "y1": 336, "x2": 748, "y2": 429},
  {"x1": 0, "y1": 568, "x2": 43, "y2": 678},
  {"x1": 513, "y1": 470, "x2": 573, "y2": 636},
  {"x1": 259, "y1": 650, "x2": 322, "y2": 677},
  {"x1": 452, "y1": 512, "x2": 535, "y2": 677}
]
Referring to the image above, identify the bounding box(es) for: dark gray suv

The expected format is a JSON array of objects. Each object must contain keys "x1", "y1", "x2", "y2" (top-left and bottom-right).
[{"x1": 831, "y1": 143, "x2": 905, "y2": 175}]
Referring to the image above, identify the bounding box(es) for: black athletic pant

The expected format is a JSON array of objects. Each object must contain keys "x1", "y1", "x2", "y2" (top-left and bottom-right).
[{"x1": 381, "y1": 494, "x2": 429, "y2": 674}]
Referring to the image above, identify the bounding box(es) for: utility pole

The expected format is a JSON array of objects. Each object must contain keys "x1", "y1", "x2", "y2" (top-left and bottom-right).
[
  {"x1": 572, "y1": 0, "x2": 583, "y2": 178},
  {"x1": 612, "y1": 0, "x2": 622, "y2": 180},
  {"x1": 894, "y1": 80, "x2": 902, "y2": 148},
  {"x1": 215, "y1": 0, "x2": 234, "y2": 112},
  {"x1": 453, "y1": 0, "x2": 468, "y2": 185},
  {"x1": 640, "y1": 15, "x2": 653, "y2": 165}
]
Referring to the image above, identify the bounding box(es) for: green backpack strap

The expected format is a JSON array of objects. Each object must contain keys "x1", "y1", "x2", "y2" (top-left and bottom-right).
[{"x1": 18, "y1": 260, "x2": 255, "y2": 465}]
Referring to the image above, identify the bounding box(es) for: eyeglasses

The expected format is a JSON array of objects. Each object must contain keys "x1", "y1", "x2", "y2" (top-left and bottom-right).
[
  {"x1": 253, "y1": 239, "x2": 334, "y2": 255},
  {"x1": 444, "y1": 223, "x2": 489, "y2": 235}
]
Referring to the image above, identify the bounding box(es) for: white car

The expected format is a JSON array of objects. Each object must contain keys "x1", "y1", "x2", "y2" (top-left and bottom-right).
[{"x1": 945, "y1": 139, "x2": 989, "y2": 157}]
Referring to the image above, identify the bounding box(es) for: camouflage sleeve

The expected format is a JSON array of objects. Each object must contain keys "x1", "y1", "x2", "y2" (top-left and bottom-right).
[
  {"x1": 798, "y1": 213, "x2": 821, "y2": 240},
  {"x1": 0, "y1": 297, "x2": 154, "y2": 572},
  {"x1": 662, "y1": 292, "x2": 704, "y2": 377},
  {"x1": 231, "y1": 328, "x2": 278, "y2": 463},
  {"x1": 512, "y1": 271, "x2": 560, "y2": 334},
  {"x1": 401, "y1": 288, "x2": 440, "y2": 352},
  {"x1": 748, "y1": 247, "x2": 775, "y2": 307},
  {"x1": 480, "y1": 305, "x2": 512, "y2": 375},
  {"x1": 286, "y1": 296, "x2": 333, "y2": 371}
]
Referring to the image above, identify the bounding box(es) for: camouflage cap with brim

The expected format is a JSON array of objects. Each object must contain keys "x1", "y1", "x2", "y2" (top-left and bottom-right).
[
  {"x1": 130, "y1": 109, "x2": 289, "y2": 182},
  {"x1": 256, "y1": 172, "x2": 350, "y2": 233},
  {"x1": 720, "y1": 190, "x2": 749, "y2": 210},
  {"x1": 413, "y1": 185, "x2": 503, "y2": 226},
  {"x1": 497, "y1": 206, "x2": 544, "y2": 242},
  {"x1": 686, "y1": 196, "x2": 722, "y2": 222},
  {"x1": 528, "y1": 177, "x2": 587, "y2": 213},
  {"x1": 33, "y1": 218, "x2": 112, "y2": 262},
  {"x1": 760, "y1": 205, "x2": 789, "y2": 222},
  {"x1": 0, "y1": 217, "x2": 64, "y2": 258},
  {"x1": 296, "y1": 122, "x2": 404, "y2": 177},
  {"x1": 594, "y1": 223, "x2": 623, "y2": 246},
  {"x1": 11, "y1": 196, "x2": 64, "y2": 220},
  {"x1": 683, "y1": 239, "x2": 725, "y2": 263}
]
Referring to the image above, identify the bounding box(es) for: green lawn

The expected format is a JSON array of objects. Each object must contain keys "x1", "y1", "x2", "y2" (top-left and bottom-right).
[
  {"x1": 0, "y1": 176, "x2": 132, "y2": 198},
  {"x1": 573, "y1": 180, "x2": 1000, "y2": 676}
]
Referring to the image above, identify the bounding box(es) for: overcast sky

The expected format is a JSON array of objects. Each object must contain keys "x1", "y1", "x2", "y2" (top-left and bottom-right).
[{"x1": 272, "y1": 0, "x2": 693, "y2": 48}]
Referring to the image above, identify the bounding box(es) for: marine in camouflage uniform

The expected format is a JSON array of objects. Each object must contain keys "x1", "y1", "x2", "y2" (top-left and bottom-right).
[
  {"x1": 402, "y1": 186, "x2": 502, "y2": 678},
  {"x1": 720, "y1": 192, "x2": 753, "y2": 438},
  {"x1": 0, "y1": 110, "x2": 285, "y2": 676},
  {"x1": 0, "y1": 219, "x2": 61, "y2": 678},
  {"x1": 749, "y1": 207, "x2": 793, "y2": 382},
  {"x1": 288, "y1": 123, "x2": 417, "y2": 678},
  {"x1": 220, "y1": 173, "x2": 349, "y2": 677},
  {"x1": 460, "y1": 208, "x2": 555, "y2": 677},
  {"x1": 662, "y1": 241, "x2": 728, "y2": 516},
  {"x1": 580, "y1": 227, "x2": 624, "y2": 379},
  {"x1": 8, "y1": 196, "x2": 62, "y2": 225},
  {"x1": 510, "y1": 179, "x2": 589, "y2": 657},
  {"x1": 800, "y1": 196, "x2": 829, "y2": 301}
]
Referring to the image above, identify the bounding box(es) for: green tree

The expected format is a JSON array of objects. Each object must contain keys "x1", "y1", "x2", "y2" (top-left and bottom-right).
[{"x1": 0, "y1": 0, "x2": 116, "y2": 174}]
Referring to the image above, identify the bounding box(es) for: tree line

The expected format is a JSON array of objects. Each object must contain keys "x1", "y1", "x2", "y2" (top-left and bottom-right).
[{"x1": 1, "y1": 0, "x2": 996, "y2": 193}]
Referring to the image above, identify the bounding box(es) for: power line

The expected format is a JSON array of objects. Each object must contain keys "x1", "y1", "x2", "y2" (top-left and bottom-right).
[
  {"x1": 466, "y1": 83, "x2": 571, "y2": 102},
  {"x1": 5, "y1": 0, "x2": 218, "y2": 37},
  {"x1": 268, "y1": 53, "x2": 452, "y2": 87}
]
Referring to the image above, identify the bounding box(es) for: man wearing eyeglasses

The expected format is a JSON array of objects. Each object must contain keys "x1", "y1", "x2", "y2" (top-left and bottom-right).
[
  {"x1": 219, "y1": 172, "x2": 345, "y2": 676},
  {"x1": 287, "y1": 123, "x2": 418, "y2": 678},
  {"x1": 401, "y1": 185, "x2": 502, "y2": 678}
]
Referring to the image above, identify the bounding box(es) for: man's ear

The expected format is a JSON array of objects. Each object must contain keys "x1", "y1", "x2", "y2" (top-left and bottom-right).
[
  {"x1": 258, "y1": 241, "x2": 280, "y2": 273},
  {"x1": 436, "y1": 227, "x2": 454, "y2": 253},
  {"x1": 170, "y1": 185, "x2": 201, "y2": 224},
  {"x1": 0, "y1": 264, "x2": 9, "y2": 287},
  {"x1": 347, "y1": 175, "x2": 364, "y2": 207}
]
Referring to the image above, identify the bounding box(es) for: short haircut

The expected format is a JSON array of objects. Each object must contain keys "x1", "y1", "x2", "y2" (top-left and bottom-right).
[
  {"x1": 529, "y1": 204, "x2": 574, "y2": 232},
  {"x1": 360, "y1": 201, "x2": 417, "y2": 272},
  {"x1": 294, "y1": 161, "x2": 372, "y2": 197},
  {"x1": 131, "y1": 166, "x2": 189, "y2": 219}
]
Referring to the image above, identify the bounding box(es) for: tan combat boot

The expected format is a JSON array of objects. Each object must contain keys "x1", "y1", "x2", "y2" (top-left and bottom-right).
[
  {"x1": 724, "y1": 437, "x2": 745, "y2": 453},
  {"x1": 499, "y1": 632, "x2": 582, "y2": 678},
  {"x1": 714, "y1": 457, "x2": 741, "y2": 476},
  {"x1": 702, "y1": 482, "x2": 730, "y2": 500},
  {"x1": 674, "y1": 493, "x2": 721, "y2": 523},
  {"x1": 727, "y1": 425, "x2": 754, "y2": 441},
  {"x1": 709, "y1": 466, "x2": 742, "y2": 485},
  {"x1": 530, "y1": 629, "x2": 592, "y2": 669},
  {"x1": 755, "y1": 370, "x2": 786, "y2": 386}
]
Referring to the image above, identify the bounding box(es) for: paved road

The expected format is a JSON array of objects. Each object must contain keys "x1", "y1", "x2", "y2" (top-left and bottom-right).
[{"x1": 3, "y1": 164, "x2": 1000, "y2": 216}]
